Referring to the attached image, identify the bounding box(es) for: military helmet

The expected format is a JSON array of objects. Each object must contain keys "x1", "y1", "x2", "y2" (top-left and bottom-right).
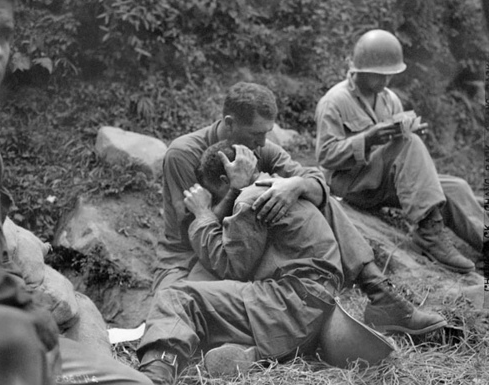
[
  {"x1": 319, "y1": 297, "x2": 396, "y2": 368},
  {"x1": 350, "y1": 29, "x2": 406, "y2": 75}
]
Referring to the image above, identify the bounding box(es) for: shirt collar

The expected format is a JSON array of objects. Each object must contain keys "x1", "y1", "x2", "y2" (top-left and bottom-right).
[{"x1": 346, "y1": 71, "x2": 381, "y2": 124}]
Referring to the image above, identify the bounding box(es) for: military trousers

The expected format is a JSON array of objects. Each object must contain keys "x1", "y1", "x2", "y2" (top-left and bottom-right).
[
  {"x1": 139, "y1": 277, "x2": 336, "y2": 364},
  {"x1": 330, "y1": 134, "x2": 485, "y2": 252}
]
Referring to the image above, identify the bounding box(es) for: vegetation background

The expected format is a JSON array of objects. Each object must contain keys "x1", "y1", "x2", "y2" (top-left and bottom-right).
[
  {"x1": 1, "y1": 0, "x2": 488, "y2": 384},
  {"x1": 1, "y1": 0, "x2": 487, "y2": 241}
]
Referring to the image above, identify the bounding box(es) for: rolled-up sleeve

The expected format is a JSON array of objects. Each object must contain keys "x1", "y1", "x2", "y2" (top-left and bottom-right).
[{"x1": 188, "y1": 203, "x2": 267, "y2": 281}]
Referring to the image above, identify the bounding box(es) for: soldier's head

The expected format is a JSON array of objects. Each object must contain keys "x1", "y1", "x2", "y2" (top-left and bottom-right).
[
  {"x1": 222, "y1": 82, "x2": 277, "y2": 150},
  {"x1": 350, "y1": 29, "x2": 406, "y2": 94},
  {"x1": 197, "y1": 140, "x2": 260, "y2": 204}
]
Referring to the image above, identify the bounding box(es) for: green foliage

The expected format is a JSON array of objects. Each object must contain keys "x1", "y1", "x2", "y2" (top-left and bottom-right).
[
  {"x1": 0, "y1": 75, "x2": 224, "y2": 240},
  {"x1": 11, "y1": 0, "x2": 400, "y2": 82},
  {"x1": 10, "y1": 0, "x2": 81, "y2": 80},
  {"x1": 1, "y1": 0, "x2": 486, "y2": 241},
  {"x1": 392, "y1": 0, "x2": 486, "y2": 162}
]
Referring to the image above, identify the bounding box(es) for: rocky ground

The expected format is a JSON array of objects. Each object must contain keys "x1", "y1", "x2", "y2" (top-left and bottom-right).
[{"x1": 44, "y1": 127, "x2": 488, "y2": 384}]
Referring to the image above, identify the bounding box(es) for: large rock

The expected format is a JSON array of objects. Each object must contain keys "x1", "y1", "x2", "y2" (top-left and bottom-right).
[
  {"x1": 53, "y1": 192, "x2": 165, "y2": 327},
  {"x1": 267, "y1": 123, "x2": 300, "y2": 148},
  {"x1": 96, "y1": 126, "x2": 168, "y2": 179}
]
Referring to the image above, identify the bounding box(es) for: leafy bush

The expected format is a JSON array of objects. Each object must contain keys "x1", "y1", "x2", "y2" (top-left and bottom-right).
[
  {"x1": 0, "y1": 74, "x2": 225, "y2": 239},
  {"x1": 8, "y1": 0, "x2": 82, "y2": 82},
  {"x1": 1, "y1": 0, "x2": 485, "y2": 240}
]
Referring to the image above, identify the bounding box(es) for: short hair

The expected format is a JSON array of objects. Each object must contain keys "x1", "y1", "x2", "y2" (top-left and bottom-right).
[
  {"x1": 197, "y1": 141, "x2": 236, "y2": 188},
  {"x1": 222, "y1": 82, "x2": 278, "y2": 125}
]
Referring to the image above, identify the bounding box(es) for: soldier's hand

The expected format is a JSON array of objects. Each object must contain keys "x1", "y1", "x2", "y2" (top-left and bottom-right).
[
  {"x1": 253, "y1": 176, "x2": 302, "y2": 223},
  {"x1": 183, "y1": 184, "x2": 213, "y2": 217},
  {"x1": 364, "y1": 121, "x2": 402, "y2": 148},
  {"x1": 219, "y1": 145, "x2": 257, "y2": 190}
]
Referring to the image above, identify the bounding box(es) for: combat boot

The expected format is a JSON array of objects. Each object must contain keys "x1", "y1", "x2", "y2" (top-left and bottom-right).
[
  {"x1": 411, "y1": 208, "x2": 475, "y2": 274},
  {"x1": 139, "y1": 349, "x2": 179, "y2": 385},
  {"x1": 204, "y1": 343, "x2": 259, "y2": 377},
  {"x1": 363, "y1": 280, "x2": 447, "y2": 335}
]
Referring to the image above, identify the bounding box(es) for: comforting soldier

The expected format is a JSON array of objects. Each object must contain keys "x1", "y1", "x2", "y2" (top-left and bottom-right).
[
  {"x1": 139, "y1": 141, "x2": 396, "y2": 384},
  {"x1": 138, "y1": 82, "x2": 446, "y2": 384}
]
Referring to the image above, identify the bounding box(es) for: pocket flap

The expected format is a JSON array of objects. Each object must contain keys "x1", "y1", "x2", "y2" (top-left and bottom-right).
[{"x1": 343, "y1": 117, "x2": 372, "y2": 133}]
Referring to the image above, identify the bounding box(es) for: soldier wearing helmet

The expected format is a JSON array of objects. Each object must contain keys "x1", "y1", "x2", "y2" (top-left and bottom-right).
[{"x1": 315, "y1": 30, "x2": 485, "y2": 286}]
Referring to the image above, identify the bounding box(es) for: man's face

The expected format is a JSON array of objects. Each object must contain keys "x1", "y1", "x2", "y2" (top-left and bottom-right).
[
  {"x1": 0, "y1": 0, "x2": 13, "y2": 84},
  {"x1": 226, "y1": 113, "x2": 275, "y2": 150},
  {"x1": 357, "y1": 73, "x2": 393, "y2": 94}
]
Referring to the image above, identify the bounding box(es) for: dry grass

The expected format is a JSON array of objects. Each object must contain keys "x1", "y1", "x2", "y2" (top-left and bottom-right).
[{"x1": 113, "y1": 286, "x2": 489, "y2": 385}]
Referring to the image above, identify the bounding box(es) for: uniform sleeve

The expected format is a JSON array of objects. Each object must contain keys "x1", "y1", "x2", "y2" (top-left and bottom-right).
[
  {"x1": 161, "y1": 148, "x2": 201, "y2": 251},
  {"x1": 259, "y1": 141, "x2": 329, "y2": 208},
  {"x1": 188, "y1": 203, "x2": 267, "y2": 281},
  {"x1": 163, "y1": 149, "x2": 198, "y2": 224},
  {"x1": 315, "y1": 99, "x2": 369, "y2": 171}
]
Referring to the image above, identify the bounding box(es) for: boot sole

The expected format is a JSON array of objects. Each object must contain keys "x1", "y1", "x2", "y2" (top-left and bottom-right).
[
  {"x1": 204, "y1": 344, "x2": 256, "y2": 377},
  {"x1": 372, "y1": 319, "x2": 448, "y2": 335},
  {"x1": 410, "y1": 241, "x2": 475, "y2": 274}
]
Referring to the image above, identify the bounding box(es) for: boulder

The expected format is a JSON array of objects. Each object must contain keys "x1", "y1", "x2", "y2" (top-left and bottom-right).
[
  {"x1": 96, "y1": 126, "x2": 168, "y2": 179},
  {"x1": 53, "y1": 192, "x2": 164, "y2": 327},
  {"x1": 267, "y1": 123, "x2": 300, "y2": 148}
]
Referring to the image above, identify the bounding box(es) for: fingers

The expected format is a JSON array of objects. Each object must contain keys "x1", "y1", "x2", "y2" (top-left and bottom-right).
[
  {"x1": 183, "y1": 184, "x2": 212, "y2": 215},
  {"x1": 233, "y1": 144, "x2": 254, "y2": 157},
  {"x1": 219, "y1": 146, "x2": 257, "y2": 170},
  {"x1": 252, "y1": 189, "x2": 289, "y2": 223},
  {"x1": 233, "y1": 145, "x2": 257, "y2": 167},
  {"x1": 183, "y1": 184, "x2": 206, "y2": 198},
  {"x1": 383, "y1": 129, "x2": 403, "y2": 143},
  {"x1": 217, "y1": 151, "x2": 231, "y2": 166},
  {"x1": 255, "y1": 199, "x2": 288, "y2": 223},
  {"x1": 252, "y1": 188, "x2": 270, "y2": 212},
  {"x1": 268, "y1": 204, "x2": 288, "y2": 223}
]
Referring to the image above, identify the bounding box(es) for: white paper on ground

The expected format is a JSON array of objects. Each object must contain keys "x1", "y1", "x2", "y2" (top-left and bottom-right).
[{"x1": 108, "y1": 323, "x2": 146, "y2": 344}]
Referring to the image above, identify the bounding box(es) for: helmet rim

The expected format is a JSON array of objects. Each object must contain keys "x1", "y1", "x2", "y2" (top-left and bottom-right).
[{"x1": 351, "y1": 29, "x2": 406, "y2": 75}]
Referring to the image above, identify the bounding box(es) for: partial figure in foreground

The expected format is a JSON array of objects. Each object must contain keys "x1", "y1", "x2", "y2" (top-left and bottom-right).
[
  {"x1": 0, "y1": 0, "x2": 152, "y2": 384},
  {"x1": 315, "y1": 29, "x2": 485, "y2": 274}
]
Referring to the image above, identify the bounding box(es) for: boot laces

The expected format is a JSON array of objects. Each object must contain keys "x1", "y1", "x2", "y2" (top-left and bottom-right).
[{"x1": 381, "y1": 280, "x2": 413, "y2": 312}]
